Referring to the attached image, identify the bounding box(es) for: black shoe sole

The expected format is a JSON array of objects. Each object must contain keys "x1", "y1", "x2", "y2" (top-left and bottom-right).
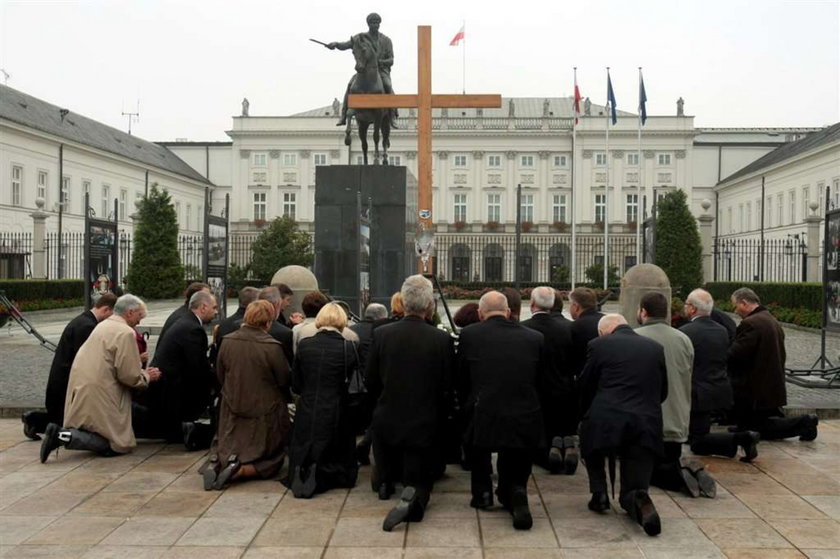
[
  {"x1": 511, "y1": 489, "x2": 533, "y2": 530},
  {"x1": 680, "y1": 468, "x2": 701, "y2": 498},
  {"x1": 203, "y1": 455, "x2": 220, "y2": 491},
  {"x1": 695, "y1": 469, "x2": 717, "y2": 498},
  {"x1": 382, "y1": 486, "x2": 416, "y2": 532},
  {"x1": 588, "y1": 492, "x2": 610, "y2": 513},
  {"x1": 213, "y1": 456, "x2": 241, "y2": 490},
  {"x1": 740, "y1": 431, "x2": 760, "y2": 462},
  {"x1": 635, "y1": 492, "x2": 661, "y2": 536},
  {"x1": 40, "y1": 423, "x2": 60, "y2": 464},
  {"x1": 799, "y1": 416, "x2": 819, "y2": 442}
]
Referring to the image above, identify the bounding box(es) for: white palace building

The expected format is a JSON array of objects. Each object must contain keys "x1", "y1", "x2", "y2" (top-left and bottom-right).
[{"x1": 1, "y1": 83, "x2": 834, "y2": 283}]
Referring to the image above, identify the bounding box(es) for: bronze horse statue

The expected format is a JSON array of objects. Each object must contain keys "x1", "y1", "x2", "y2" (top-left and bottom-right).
[{"x1": 344, "y1": 36, "x2": 390, "y2": 165}]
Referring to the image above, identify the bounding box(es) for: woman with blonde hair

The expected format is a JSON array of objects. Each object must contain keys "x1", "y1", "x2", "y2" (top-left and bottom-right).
[
  {"x1": 286, "y1": 302, "x2": 360, "y2": 497},
  {"x1": 203, "y1": 299, "x2": 292, "y2": 490}
]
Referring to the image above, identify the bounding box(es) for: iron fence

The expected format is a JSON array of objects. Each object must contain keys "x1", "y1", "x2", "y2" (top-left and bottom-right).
[
  {"x1": 0, "y1": 232, "x2": 34, "y2": 279},
  {"x1": 435, "y1": 233, "x2": 639, "y2": 284},
  {"x1": 713, "y1": 236, "x2": 807, "y2": 283}
]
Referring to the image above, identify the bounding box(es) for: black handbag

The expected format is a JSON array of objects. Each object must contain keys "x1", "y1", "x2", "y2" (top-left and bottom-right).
[{"x1": 343, "y1": 339, "x2": 370, "y2": 434}]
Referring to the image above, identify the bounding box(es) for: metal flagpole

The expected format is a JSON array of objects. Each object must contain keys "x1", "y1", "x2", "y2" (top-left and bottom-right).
[
  {"x1": 604, "y1": 67, "x2": 610, "y2": 290},
  {"x1": 637, "y1": 67, "x2": 643, "y2": 264},
  {"x1": 571, "y1": 67, "x2": 578, "y2": 289},
  {"x1": 462, "y1": 20, "x2": 466, "y2": 94}
]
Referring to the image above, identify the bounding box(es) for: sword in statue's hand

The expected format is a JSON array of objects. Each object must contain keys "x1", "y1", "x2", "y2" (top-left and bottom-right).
[{"x1": 310, "y1": 38, "x2": 335, "y2": 49}]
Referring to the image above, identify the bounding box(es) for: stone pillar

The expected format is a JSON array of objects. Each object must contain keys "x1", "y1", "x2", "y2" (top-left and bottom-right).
[
  {"x1": 29, "y1": 198, "x2": 49, "y2": 279},
  {"x1": 805, "y1": 202, "x2": 822, "y2": 282},
  {"x1": 619, "y1": 263, "x2": 671, "y2": 328},
  {"x1": 697, "y1": 198, "x2": 715, "y2": 283}
]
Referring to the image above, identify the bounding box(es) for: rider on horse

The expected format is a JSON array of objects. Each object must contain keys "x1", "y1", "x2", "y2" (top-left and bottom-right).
[{"x1": 326, "y1": 13, "x2": 398, "y2": 129}]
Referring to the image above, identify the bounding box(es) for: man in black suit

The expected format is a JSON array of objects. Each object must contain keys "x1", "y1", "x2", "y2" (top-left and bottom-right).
[
  {"x1": 214, "y1": 286, "x2": 259, "y2": 352},
  {"x1": 350, "y1": 302, "x2": 389, "y2": 466},
  {"x1": 22, "y1": 293, "x2": 117, "y2": 439},
  {"x1": 139, "y1": 291, "x2": 218, "y2": 450},
  {"x1": 579, "y1": 314, "x2": 667, "y2": 537},
  {"x1": 365, "y1": 275, "x2": 454, "y2": 532},
  {"x1": 259, "y1": 286, "x2": 295, "y2": 366},
  {"x1": 710, "y1": 307, "x2": 737, "y2": 343},
  {"x1": 680, "y1": 289, "x2": 759, "y2": 462},
  {"x1": 550, "y1": 289, "x2": 570, "y2": 323},
  {"x1": 568, "y1": 287, "x2": 603, "y2": 377},
  {"x1": 521, "y1": 286, "x2": 577, "y2": 475},
  {"x1": 458, "y1": 291, "x2": 545, "y2": 530},
  {"x1": 157, "y1": 282, "x2": 210, "y2": 343}
]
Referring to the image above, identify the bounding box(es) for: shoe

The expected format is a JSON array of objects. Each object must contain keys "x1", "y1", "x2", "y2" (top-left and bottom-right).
[
  {"x1": 511, "y1": 487, "x2": 533, "y2": 530},
  {"x1": 22, "y1": 411, "x2": 41, "y2": 441},
  {"x1": 378, "y1": 482, "x2": 395, "y2": 501},
  {"x1": 548, "y1": 436, "x2": 564, "y2": 473},
  {"x1": 588, "y1": 491, "x2": 610, "y2": 513},
  {"x1": 292, "y1": 464, "x2": 318, "y2": 499},
  {"x1": 694, "y1": 469, "x2": 717, "y2": 499},
  {"x1": 356, "y1": 439, "x2": 371, "y2": 466},
  {"x1": 634, "y1": 491, "x2": 661, "y2": 536},
  {"x1": 680, "y1": 467, "x2": 701, "y2": 498},
  {"x1": 739, "y1": 431, "x2": 760, "y2": 462},
  {"x1": 40, "y1": 423, "x2": 62, "y2": 463},
  {"x1": 336, "y1": 118, "x2": 347, "y2": 126},
  {"x1": 202, "y1": 454, "x2": 220, "y2": 491},
  {"x1": 799, "y1": 414, "x2": 819, "y2": 442},
  {"x1": 382, "y1": 486, "x2": 416, "y2": 532},
  {"x1": 562, "y1": 435, "x2": 579, "y2": 475},
  {"x1": 212, "y1": 454, "x2": 241, "y2": 490},
  {"x1": 470, "y1": 491, "x2": 493, "y2": 509}
]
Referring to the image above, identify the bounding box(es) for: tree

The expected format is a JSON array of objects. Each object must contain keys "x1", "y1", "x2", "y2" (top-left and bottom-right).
[
  {"x1": 584, "y1": 262, "x2": 620, "y2": 286},
  {"x1": 248, "y1": 216, "x2": 314, "y2": 280},
  {"x1": 125, "y1": 184, "x2": 184, "y2": 298},
  {"x1": 655, "y1": 189, "x2": 702, "y2": 297}
]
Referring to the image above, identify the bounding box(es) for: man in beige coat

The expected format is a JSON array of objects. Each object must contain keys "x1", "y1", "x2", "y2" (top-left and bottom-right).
[{"x1": 41, "y1": 294, "x2": 161, "y2": 462}]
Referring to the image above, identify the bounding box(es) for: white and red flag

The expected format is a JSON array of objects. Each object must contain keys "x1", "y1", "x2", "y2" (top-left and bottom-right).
[
  {"x1": 450, "y1": 25, "x2": 465, "y2": 46},
  {"x1": 574, "y1": 79, "x2": 582, "y2": 125}
]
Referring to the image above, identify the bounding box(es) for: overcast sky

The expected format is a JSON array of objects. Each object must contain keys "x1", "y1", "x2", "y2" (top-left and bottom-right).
[{"x1": 1, "y1": 0, "x2": 838, "y2": 142}]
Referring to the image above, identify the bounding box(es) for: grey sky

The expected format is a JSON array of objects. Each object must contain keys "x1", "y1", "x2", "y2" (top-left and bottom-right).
[{"x1": 1, "y1": 0, "x2": 838, "y2": 142}]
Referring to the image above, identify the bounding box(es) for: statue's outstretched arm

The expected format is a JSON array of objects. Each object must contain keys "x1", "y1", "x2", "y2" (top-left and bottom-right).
[{"x1": 327, "y1": 39, "x2": 353, "y2": 50}]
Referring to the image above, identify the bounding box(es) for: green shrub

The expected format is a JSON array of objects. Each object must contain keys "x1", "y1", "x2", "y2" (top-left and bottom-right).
[
  {"x1": 656, "y1": 190, "x2": 703, "y2": 298},
  {"x1": 706, "y1": 281, "x2": 822, "y2": 310},
  {"x1": 248, "y1": 216, "x2": 314, "y2": 281},
  {"x1": 0, "y1": 280, "x2": 84, "y2": 302},
  {"x1": 584, "y1": 263, "x2": 620, "y2": 287}
]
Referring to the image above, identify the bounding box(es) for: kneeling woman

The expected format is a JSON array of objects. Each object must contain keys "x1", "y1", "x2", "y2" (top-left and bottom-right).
[
  {"x1": 286, "y1": 302, "x2": 360, "y2": 497},
  {"x1": 205, "y1": 299, "x2": 292, "y2": 489}
]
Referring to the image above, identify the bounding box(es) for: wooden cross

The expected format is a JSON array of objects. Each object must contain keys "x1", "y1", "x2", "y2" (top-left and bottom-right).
[{"x1": 348, "y1": 25, "x2": 501, "y2": 271}]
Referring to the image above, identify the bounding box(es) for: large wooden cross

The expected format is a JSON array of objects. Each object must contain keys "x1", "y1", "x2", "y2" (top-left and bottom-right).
[{"x1": 349, "y1": 25, "x2": 501, "y2": 271}]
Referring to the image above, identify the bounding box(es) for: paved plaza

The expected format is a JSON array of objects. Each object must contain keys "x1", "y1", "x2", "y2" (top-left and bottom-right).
[{"x1": 0, "y1": 418, "x2": 839, "y2": 558}]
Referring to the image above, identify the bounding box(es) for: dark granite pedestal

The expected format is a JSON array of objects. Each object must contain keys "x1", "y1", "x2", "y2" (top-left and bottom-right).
[{"x1": 314, "y1": 165, "x2": 417, "y2": 315}]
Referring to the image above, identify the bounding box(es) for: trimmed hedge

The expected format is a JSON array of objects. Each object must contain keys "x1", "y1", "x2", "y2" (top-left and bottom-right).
[
  {"x1": 715, "y1": 299, "x2": 822, "y2": 329},
  {"x1": 440, "y1": 282, "x2": 616, "y2": 302},
  {"x1": 705, "y1": 282, "x2": 822, "y2": 310},
  {"x1": 0, "y1": 280, "x2": 85, "y2": 303}
]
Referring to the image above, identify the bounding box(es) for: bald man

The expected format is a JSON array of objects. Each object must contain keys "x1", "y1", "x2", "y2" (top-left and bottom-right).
[
  {"x1": 578, "y1": 314, "x2": 668, "y2": 537},
  {"x1": 457, "y1": 291, "x2": 546, "y2": 530}
]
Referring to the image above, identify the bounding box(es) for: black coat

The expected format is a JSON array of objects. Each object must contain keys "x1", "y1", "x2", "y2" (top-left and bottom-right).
[
  {"x1": 727, "y1": 306, "x2": 787, "y2": 410},
  {"x1": 267, "y1": 319, "x2": 294, "y2": 366},
  {"x1": 711, "y1": 308, "x2": 737, "y2": 344},
  {"x1": 215, "y1": 306, "x2": 246, "y2": 349},
  {"x1": 569, "y1": 309, "x2": 604, "y2": 377},
  {"x1": 158, "y1": 304, "x2": 189, "y2": 343},
  {"x1": 521, "y1": 312, "x2": 575, "y2": 434},
  {"x1": 366, "y1": 315, "x2": 454, "y2": 448},
  {"x1": 148, "y1": 314, "x2": 212, "y2": 423},
  {"x1": 45, "y1": 310, "x2": 98, "y2": 423},
  {"x1": 550, "y1": 309, "x2": 570, "y2": 324},
  {"x1": 578, "y1": 325, "x2": 668, "y2": 457},
  {"x1": 289, "y1": 330, "x2": 358, "y2": 489},
  {"x1": 457, "y1": 316, "x2": 545, "y2": 449},
  {"x1": 349, "y1": 319, "x2": 376, "y2": 373},
  {"x1": 679, "y1": 316, "x2": 733, "y2": 412}
]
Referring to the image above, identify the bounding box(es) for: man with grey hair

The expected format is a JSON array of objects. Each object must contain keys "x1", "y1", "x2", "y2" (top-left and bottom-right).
[
  {"x1": 522, "y1": 286, "x2": 576, "y2": 474},
  {"x1": 259, "y1": 286, "x2": 295, "y2": 365},
  {"x1": 366, "y1": 275, "x2": 454, "y2": 531},
  {"x1": 680, "y1": 289, "x2": 759, "y2": 462},
  {"x1": 458, "y1": 290, "x2": 545, "y2": 530},
  {"x1": 579, "y1": 313, "x2": 667, "y2": 536},
  {"x1": 41, "y1": 295, "x2": 161, "y2": 462},
  {"x1": 728, "y1": 288, "x2": 818, "y2": 441},
  {"x1": 142, "y1": 291, "x2": 218, "y2": 450}
]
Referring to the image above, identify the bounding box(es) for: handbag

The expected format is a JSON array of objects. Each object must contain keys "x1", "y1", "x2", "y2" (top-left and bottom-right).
[{"x1": 343, "y1": 339, "x2": 370, "y2": 434}]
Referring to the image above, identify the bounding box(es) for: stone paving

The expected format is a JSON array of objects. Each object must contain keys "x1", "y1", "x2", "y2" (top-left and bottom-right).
[{"x1": 1, "y1": 418, "x2": 839, "y2": 558}]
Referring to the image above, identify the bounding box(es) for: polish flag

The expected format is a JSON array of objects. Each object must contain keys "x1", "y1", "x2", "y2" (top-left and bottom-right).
[
  {"x1": 574, "y1": 83, "x2": 583, "y2": 125},
  {"x1": 450, "y1": 25, "x2": 465, "y2": 46}
]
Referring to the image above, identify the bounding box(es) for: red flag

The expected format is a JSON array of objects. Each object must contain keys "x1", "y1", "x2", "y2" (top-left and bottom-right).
[
  {"x1": 574, "y1": 83, "x2": 582, "y2": 125},
  {"x1": 450, "y1": 25, "x2": 465, "y2": 46}
]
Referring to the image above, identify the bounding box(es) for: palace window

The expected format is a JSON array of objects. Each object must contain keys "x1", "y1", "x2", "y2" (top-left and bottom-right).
[
  {"x1": 552, "y1": 194, "x2": 567, "y2": 223},
  {"x1": 454, "y1": 193, "x2": 467, "y2": 222},
  {"x1": 119, "y1": 189, "x2": 127, "y2": 220},
  {"x1": 520, "y1": 194, "x2": 534, "y2": 222},
  {"x1": 11, "y1": 165, "x2": 22, "y2": 206},
  {"x1": 594, "y1": 194, "x2": 606, "y2": 223},
  {"x1": 487, "y1": 193, "x2": 501, "y2": 222},
  {"x1": 789, "y1": 190, "x2": 797, "y2": 224},
  {"x1": 62, "y1": 176, "x2": 71, "y2": 211},
  {"x1": 283, "y1": 153, "x2": 297, "y2": 166},
  {"x1": 520, "y1": 155, "x2": 534, "y2": 168},
  {"x1": 657, "y1": 153, "x2": 671, "y2": 166},
  {"x1": 776, "y1": 194, "x2": 783, "y2": 226},
  {"x1": 487, "y1": 155, "x2": 501, "y2": 167},
  {"x1": 175, "y1": 201, "x2": 181, "y2": 224},
  {"x1": 389, "y1": 155, "x2": 401, "y2": 166},
  {"x1": 186, "y1": 204, "x2": 192, "y2": 229},
  {"x1": 627, "y1": 153, "x2": 639, "y2": 166},
  {"x1": 595, "y1": 153, "x2": 607, "y2": 166},
  {"x1": 37, "y1": 170, "x2": 48, "y2": 201},
  {"x1": 283, "y1": 192, "x2": 296, "y2": 220},
  {"x1": 253, "y1": 192, "x2": 266, "y2": 221},
  {"x1": 802, "y1": 186, "x2": 810, "y2": 219},
  {"x1": 746, "y1": 201, "x2": 752, "y2": 231},
  {"x1": 453, "y1": 155, "x2": 467, "y2": 167},
  {"x1": 626, "y1": 194, "x2": 639, "y2": 223},
  {"x1": 313, "y1": 153, "x2": 328, "y2": 166},
  {"x1": 553, "y1": 155, "x2": 567, "y2": 167},
  {"x1": 738, "y1": 204, "x2": 744, "y2": 232},
  {"x1": 253, "y1": 153, "x2": 267, "y2": 166},
  {"x1": 101, "y1": 184, "x2": 110, "y2": 218}
]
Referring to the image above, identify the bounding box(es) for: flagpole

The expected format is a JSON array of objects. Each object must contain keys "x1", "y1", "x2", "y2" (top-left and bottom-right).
[
  {"x1": 637, "y1": 67, "x2": 643, "y2": 265},
  {"x1": 604, "y1": 67, "x2": 610, "y2": 291},
  {"x1": 571, "y1": 67, "x2": 578, "y2": 290},
  {"x1": 462, "y1": 20, "x2": 466, "y2": 94}
]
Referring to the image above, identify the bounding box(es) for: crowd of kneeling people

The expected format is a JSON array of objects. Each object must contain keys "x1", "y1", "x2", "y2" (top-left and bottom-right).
[{"x1": 28, "y1": 276, "x2": 819, "y2": 536}]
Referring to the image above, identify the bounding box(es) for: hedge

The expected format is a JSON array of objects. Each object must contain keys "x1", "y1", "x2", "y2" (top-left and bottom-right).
[
  {"x1": 439, "y1": 282, "x2": 617, "y2": 302},
  {"x1": 704, "y1": 282, "x2": 822, "y2": 310},
  {"x1": 0, "y1": 280, "x2": 85, "y2": 303}
]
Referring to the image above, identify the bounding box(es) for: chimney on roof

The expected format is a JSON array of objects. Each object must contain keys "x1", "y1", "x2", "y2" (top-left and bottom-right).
[{"x1": 59, "y1": 108, "x2": 69, "y2": 122}]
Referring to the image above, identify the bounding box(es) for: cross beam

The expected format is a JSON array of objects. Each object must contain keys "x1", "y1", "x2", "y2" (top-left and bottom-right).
[{"x1": 349, "y1": 25, "x2": 501, "y2": 272}]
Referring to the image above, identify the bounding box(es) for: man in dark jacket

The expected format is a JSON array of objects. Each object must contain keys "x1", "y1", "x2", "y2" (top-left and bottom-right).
[
  {"x1": 681, "y1": 289, "x2": 759, "y2": 462},
  {"x1": 259, "y1": 286, "x2": 294, "y2": 366},
  {"x1": 728, "y1": 288, "x2": 818, "y2": 441},
  {"x1": 158, "y1": 282, "x2": 210, "y2": 343},
  {"x1": 521, "y1": 286, "x2": 577, "y2": 474},
  {"x1": 550, "y1": 289, "x2": 570, "y2": 323},
  {"x1": 579, "y1": 314, "x2": 667, "y2": 537},
  {"x1": 350, "y1": 302, "x2": 389, "y2": 465},
  {"x1": 214, "y1": 286, "x2": 259, "y2": 351},
  {"x1": 366, "y1": 275, "x2": 454, "y2": 532},
  {"x1": 458, "y1": 291, "x2": 545, "y2": 530},
  {"x1": 568, "y1": 287, "x2": 604, "y2": 377},
  {"x1": 22, "y1": 293, "x2": 117, "y2": 439},
  {"x1": 140, "y1": 291, "x2": 218, "y2": 450}
]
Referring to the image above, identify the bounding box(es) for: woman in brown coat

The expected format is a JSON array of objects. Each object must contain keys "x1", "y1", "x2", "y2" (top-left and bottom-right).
[{"x1": 204, "y1": 300, "x2": 292, "y2": 489}]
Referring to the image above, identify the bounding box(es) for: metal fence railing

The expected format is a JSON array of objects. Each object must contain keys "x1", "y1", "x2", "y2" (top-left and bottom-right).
[
  {"x1": 713, "y1": 236, "x2": 807, "y2": 283},
  {"x1": 0, "y1": 232, "x2": 34, "y2": 279}
]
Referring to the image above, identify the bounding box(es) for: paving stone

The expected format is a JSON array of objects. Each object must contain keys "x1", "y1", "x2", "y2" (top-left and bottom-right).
[
  {"x1": 483, "y1": 550, "x2": 565, "y2": 559},
  {"x1": 801, "y1": 495, "x2": 840, "y2": 519},
  {"x1": 25, "y1": 516, "x2": 124, "y2": 545},
  {"x1": 136, "y1": 491, "x2": 218, "y2": 517},
  {"x1": 556, "y1": 550, "x2": 643, "y2": 559},
  {"x1": 671, "y1": 492, "x2": 756, "y2": 519},
  {"x1": 0, "y1": 490, "x2": 90, "y2": 516},
  {"x1": 0, "y1": 515, "x2": 57, "y2": 545},
  {"x1": 79, "y1": 546, "x2": 167, "y2": 559},
  {"x1": 322, "y1": 547, "x2": 403, "y2": 559},
  {"x1": 241, "y1": 547, "x2": 323, "y2": 558},
  {"x1": 101, "y1": 472, "x2": 177, "y2": 493},
  {"x1": 328, "y1": 517, "x2": 405, "y2": 547},
  {"x1": 738, "y1": 494, "x2": 827, "y2": 519},
  {"x1": 721, "y1": 550, "x2": 807, "y2": 558},
  {"x1": 161, "y1": 547, "x2": 243, "y2": 558},
  {"x1": 69, "y1": 492, "x2": 155, "y2": 517},
  {"x1": 2, "y1": 544, "x2": 89, "y2": 558},
  {"x1": 405, "y1": 517, "x2": 480, "y2": 547},
  {"x1": 639, "y1": 546, "x2": 726, "y2": 558},
  {"x1": 767, "y1": 519, "x2": 840, "y2": 549},
  {"x1": 176, "y1": 516, "x2": 266, "y2": 546},
  {"x1": 627, "y1": 516, "x2": 715, "y2": 547},
  {"x1": 253, "y1": 515, "x2": 336, "y2": 547},
  {"x1": 99, "y1": 517, "x2": 196, "y2": 546},
  {"x1": 403, "y1": 547, "x2": 483, "y2": 559},
  {"x1": 204, "y1": 491, "x2": 281, "y2": 518},
  {"x1": 695, "y1": 518, "x2": 792, "y2": 548},
  {"x1": 480, "y1": 517, "x2": 558, "y2": 548}
]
